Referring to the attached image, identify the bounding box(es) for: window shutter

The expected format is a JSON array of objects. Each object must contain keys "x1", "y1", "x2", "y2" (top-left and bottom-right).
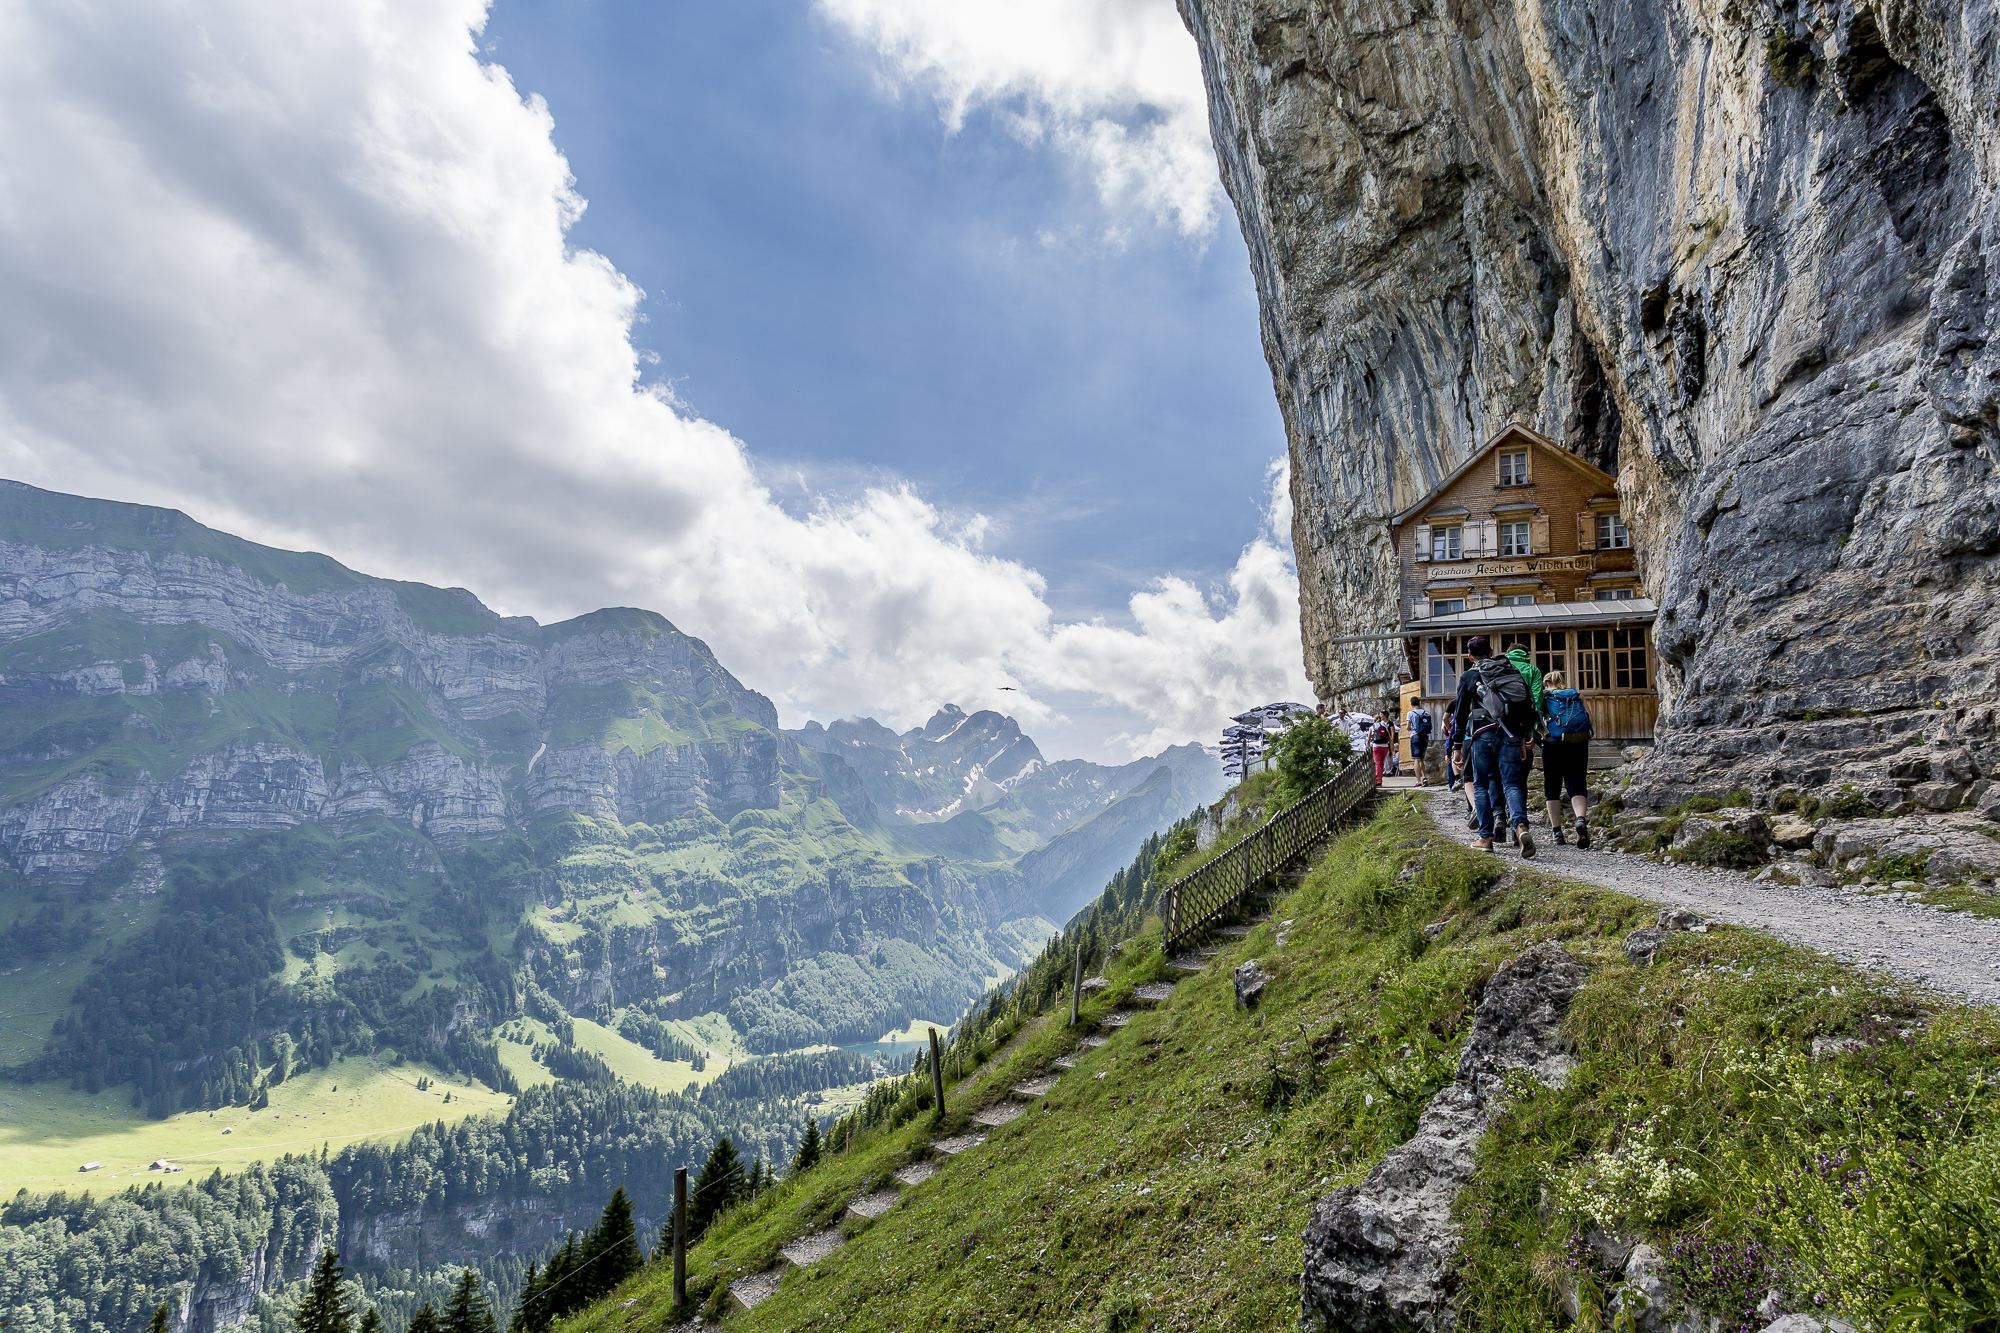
[
  {"x1": 1577, "y1": 512, "x2": 1597, "y2": 551},
  {"x1": 1413, "y1": 524, "x2": 1431, "y2": 563},
  {"x1": 1480, "y1": 519, "x2": 1498, "y2": 557},
  {"x1": 1530, "y1": 513, "x2": 1551, "y2": 555},
  {"x1": 1414, "y1": 600, "x2": 1430, "y2": 619},
  {"x1": 1522, "y1": 449, "x2": 1532, "y2": 485}
]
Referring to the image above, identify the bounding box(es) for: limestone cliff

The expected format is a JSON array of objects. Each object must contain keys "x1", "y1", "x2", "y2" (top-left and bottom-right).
[{"x1": 1182, "y1": 0, "x2": 2000, "y2": 805}]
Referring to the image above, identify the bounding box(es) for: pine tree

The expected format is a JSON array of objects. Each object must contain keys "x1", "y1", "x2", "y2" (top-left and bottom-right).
[
  {"x1": 409, "y1": 1304, "x2": 442, "y2": 1333},
  {"x1": 357, "y1": 1311, "x2": 384, "y2": 1333},
  {"x1": 507, "y1": 1262, "x2": 540, "y2": 1333},
  {"x1": 147, "y1": 1302, "x2": 174, "y2": 1333},
  {"x1": 442, "y1": 1269, "x2": 497, "y2": 1333},
  {"x1": 583, "y1": 1187, "x2": 645, "y2": 1301},
  {"x1": 689, "y1": 1136, "x2": 745, "y2": 1239},
  {"x1": 294, "y1": 1249, "x2": 352, "y2": 1333},
  {"x1": 794, "y1": 1115, "x2": 822, "y2": 1174}
]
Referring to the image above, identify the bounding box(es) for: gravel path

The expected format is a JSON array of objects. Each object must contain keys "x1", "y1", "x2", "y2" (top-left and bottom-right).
[{"x1": 1423, "y1": 792, "x2": 2000, "y2": 1007}]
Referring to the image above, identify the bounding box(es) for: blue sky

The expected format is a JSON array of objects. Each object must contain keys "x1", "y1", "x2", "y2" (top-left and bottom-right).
[
  {"x1": 0, "y1": 0, "x2": 1312, "y2": 760},
  {"x1": 482, "y1": 0, "x2": 1284, "y2": 624}
]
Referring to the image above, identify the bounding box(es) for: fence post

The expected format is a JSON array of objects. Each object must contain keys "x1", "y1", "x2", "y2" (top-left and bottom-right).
[
  {"x1": 1070, "y1": 944, "x2": 1084, "y2": 1026},
  {"x1": 928, "y1": 1027, "x2": 946, "y2": 1120},
  {"x1": 672, "y1": 1165, "x2": 687, "y2": 1307}
]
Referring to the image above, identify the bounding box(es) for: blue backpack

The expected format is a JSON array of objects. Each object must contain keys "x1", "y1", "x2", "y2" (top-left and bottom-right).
[{"x1": 1546, "y1": 689, "x2": 1592, "y2": 740}]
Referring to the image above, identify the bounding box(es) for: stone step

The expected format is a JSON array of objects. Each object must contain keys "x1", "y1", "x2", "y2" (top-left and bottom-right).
[
  {"x1": 1131, "y1": 982, "x2": 1175, "y2": 1005},
  {"x1": 1011, "y1": 1075, "x2": 1061, "y2": 1098},
  {"x1": 934, "y1": 1132, "x2": 988, "y2": 1156},
  {"x1": 729, "y1": 1267, "x2": 786, "y2": 1312},
  {"x1": 1080, "y1": 1033, "x2": 1111, "y2": 1049},
  {"x1": 1217, "y1": 924, "x2": 1252, "y2": 938},
  {"x1": 844, "y1": 1188, "x2": 900, "y2": 1223},
  {"x1": 1098, "y1": 1011, "x2": 1134, "y2": 1029},
  {"x1": 1079, "y1": 976, "x2": 1111, "y2": 994},
  {"x1": 780, "y1": 1229, "x2": 846, "y2": 1268},
  {"x1": 1052, "y1": 1054, "x2": 1077, "y2": 1070},
  {"x1": 893, "y1": 1160, "x2": 937, "y2": 1188},
  {"x1": 1167, "y1": 955, "x2": 1208, "y2": 972},
  {"x1": 971, "y1": 1100, "x2": 1028, "y2": 1128}
]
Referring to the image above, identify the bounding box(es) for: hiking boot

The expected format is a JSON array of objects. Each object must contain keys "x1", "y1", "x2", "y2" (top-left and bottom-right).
[
  {"x1": 1475, "y1": 838, "x2": 1495, "y2": 853},
  {"x1": 1466, "y1": 812, "x2": 1479, "y2": 831},
  {"x1": 1552, "y1": 824, "x2": 1567, "y2": 846},
  {"x1": 1575, "y1": 820, "x2": 1591, "y2": 851},
  {"x1": 1517, "y1": 825, "x2": 1536, "y2": 859}
]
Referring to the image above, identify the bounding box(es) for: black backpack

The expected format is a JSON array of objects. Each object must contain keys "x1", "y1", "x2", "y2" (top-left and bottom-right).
[
  {"x1": 1411, "y1": 710, "x2": 1433, "y2": 738},
  {"x1": 1472, "y1": 657, "x2": 1539, "y2": 739}
]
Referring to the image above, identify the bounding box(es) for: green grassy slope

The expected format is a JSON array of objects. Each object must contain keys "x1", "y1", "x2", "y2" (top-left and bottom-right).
[{"x1": 555, "y1": 795, "x2": 2000, "y2": 1333}]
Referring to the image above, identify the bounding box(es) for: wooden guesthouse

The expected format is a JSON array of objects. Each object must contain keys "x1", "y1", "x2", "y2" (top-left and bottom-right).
[{"x1": 1389, "y1": 424, "x2": 1658, "y2": 751}]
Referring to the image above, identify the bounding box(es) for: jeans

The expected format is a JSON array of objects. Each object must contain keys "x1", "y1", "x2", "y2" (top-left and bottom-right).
[{"x1": 1467, "y1": 730, "x2": 1528, "y2": 840}]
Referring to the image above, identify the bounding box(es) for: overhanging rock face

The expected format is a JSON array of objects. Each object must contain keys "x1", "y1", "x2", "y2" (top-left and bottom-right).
[{"x1": 1180, "y1": 0, "x2": 2000, "y2": 806}]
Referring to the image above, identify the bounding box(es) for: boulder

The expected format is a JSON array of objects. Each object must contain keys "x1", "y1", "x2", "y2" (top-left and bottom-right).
[
  {"x1": 1761, "y1": 1317, "x2": 1859, "y2": 1333},
  {"x1": 1912, "y1": 781, "x2": 1967, "y2": 811},
  {"x1": 1754, "y1": 862, "x2": 1837, "y2": 888},
  {"x1": 1624, "y1": 928, "x2": 1668, "y2": 965},
  {"x1": 1301, "y1": 945, "x2": 1587, "y2": 1330},
  {"x1": 1610, "y1": 1243, "x2": 1707, "y2": 1333},
  {"x1": 1938, "y1": 749, "x2": 1982, "y2": 784},
  {"x1": 1656, "y1": 908, "x2": 1707, "y2": 932},
  {"x1": 1671, "y1": 810, "x2": 1767, "y2": 850},
  {"x1": 1233, "y1": 960, "x2": 1272, "y2": 1009},
  {"x1": 1766, "y1": 820, "x2": 1818, "y2": 850}
]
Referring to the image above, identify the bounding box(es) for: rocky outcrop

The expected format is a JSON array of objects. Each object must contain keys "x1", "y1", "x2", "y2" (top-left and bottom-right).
[
  {"x1": 1301, "y1": 943, "x2": 1587, "y2": 1330},
  {"x1": 0, "y1": 482, "x2": 785, "y2": 874},
  {"x1": 1181, "y1": 0, "x2": 2000, "y2": 805}
]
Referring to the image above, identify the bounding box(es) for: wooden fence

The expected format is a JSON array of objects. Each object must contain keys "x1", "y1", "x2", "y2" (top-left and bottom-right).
[{"x1": 1158, "y1": 756, "x2": 1377, "y2": 954}]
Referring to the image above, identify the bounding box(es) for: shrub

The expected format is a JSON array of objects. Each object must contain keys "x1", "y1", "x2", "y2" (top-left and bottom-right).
[
  {"x1": 1819, "y1": 785, "x2": 1876, "y2": 820},
  {"x1": 1272, "y1": 714, "x2": 1353, "y2": 809},
  {"x1": 1094, "y1": 1293, "x2": 1145, "y2": 1332},
  {"x1": 1680, "y1": 831, "x2": 1765, "y2": 869}
]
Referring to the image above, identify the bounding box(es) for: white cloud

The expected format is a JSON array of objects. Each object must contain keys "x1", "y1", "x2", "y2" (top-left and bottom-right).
[
  {"x1": 0, "y1": 0, "x2": 1296, "y2": 761},
  {"x1": 818, "y1": 0, "x2": 1221, "y2": 238}
]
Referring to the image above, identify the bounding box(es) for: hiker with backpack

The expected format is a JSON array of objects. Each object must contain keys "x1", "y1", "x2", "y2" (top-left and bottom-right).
[
  {"x1": 1368, "y1": 712, "x2": 1396, "y2": 784},
  {"x1": 1540, "y1": 670, "x2": 1593, "y2": 847},
  {"x1": 1406, "y1": 702, "x2": 1433, "y2": 784},
  {"x1": 1449, "y1": 635, "x2": 1540, "y2": 856}
]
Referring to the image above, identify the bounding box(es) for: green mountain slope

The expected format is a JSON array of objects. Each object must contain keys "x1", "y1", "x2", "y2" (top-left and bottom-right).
[{"x1": 554, "y1": 795, "x2": 2000, "y2": 1333}]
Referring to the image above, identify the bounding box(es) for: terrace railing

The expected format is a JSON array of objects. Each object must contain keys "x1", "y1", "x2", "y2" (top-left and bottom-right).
[{"x1": 1158, "y1": 756, "x2": 1376, "y2": 954}]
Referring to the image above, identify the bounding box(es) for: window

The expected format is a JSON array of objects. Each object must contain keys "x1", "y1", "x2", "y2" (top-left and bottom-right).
[
  {"x1": 1425, "y1": 636, "x2": 1467, "y2": 698},
  {"x1": 1498, "y1": 451, "x2": 1530, "y2": 486},
  {"x1": 1431, "y1": 526, "x2": 1463, "y2": 561},
  {"x1": 1498, "y1": 521, "x2": 1531, "y2": 556},
  {"x1": 1599, "y1": 587, "x2": 1637, "y2": 600},
  {"x1": 1497, "y1": 594, "x2": 1536, "y2": 607},
  {"x1": 1431, "y1": 598, "x2": 1466, "y2": 617},
  {"x1": 1500, "y1": 631, "x2": 1567, "y2": 679},
  {"x1": 1596, "y1": 512, "x2": 1631, "y2": 548},
  {"x1": 1576, "y1": 627, "x2": 1648, "y2": 690}
]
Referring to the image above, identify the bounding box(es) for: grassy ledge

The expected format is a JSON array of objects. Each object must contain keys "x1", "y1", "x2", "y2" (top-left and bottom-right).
[{"x1": 557, "y1": 796, "x2": 2000, "y2": 1333}]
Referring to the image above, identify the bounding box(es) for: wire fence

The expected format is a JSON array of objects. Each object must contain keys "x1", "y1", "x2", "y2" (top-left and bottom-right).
[{"x1": 1157, "y1": 756, "x2": 1376, "y2": 953}]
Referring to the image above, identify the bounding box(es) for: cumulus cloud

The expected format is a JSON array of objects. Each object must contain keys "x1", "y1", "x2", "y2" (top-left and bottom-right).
[
  {"x1": 0, "y1": 0, "x2": 1298, "y2": 760},
  {"x1": 818, "y1": 0, "x2": 1221, "y2": 238}
]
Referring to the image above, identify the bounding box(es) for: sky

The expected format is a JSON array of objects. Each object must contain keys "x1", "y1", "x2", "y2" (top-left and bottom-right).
[{"x1": 0, "y1": 0, "x2": 1309, "y2": 761}]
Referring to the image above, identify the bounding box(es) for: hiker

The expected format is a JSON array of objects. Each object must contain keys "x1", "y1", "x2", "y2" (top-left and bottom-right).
[
  {"x1": 1504, "y1": 641, "x2": 1546, "y2": 713},
  {"x1": 1368, "y1": 712, "x2": 1396, "y2": 785},
  {"x1": 1540, "y1": 670, "x2": 1593, "y2": 847},
  {"x1": 1442, "y1": 714, "x2": 1478, "y2": 827},
  {"x1": 1450, "y1": 635, "x2": 1540, "y2": 856},
  {"x1": 1405, "y1": 702, "x2": 1433, "y2": 784}
]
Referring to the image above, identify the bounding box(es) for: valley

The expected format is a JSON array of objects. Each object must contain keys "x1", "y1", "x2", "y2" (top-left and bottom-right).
[{"x1": 0, "y1": 479, "x2": 1223, "y2": 1331}]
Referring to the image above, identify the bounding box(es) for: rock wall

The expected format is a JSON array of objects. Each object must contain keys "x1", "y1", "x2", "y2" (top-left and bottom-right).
[{"x1": 1182, "y1": 0, "x2": 2000, "y2": 806}]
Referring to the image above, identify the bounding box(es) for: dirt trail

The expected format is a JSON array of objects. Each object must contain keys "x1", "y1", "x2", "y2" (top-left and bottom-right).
[{"x1": 1421, "y1": 791, "x2": 2000, "y2": 1007}]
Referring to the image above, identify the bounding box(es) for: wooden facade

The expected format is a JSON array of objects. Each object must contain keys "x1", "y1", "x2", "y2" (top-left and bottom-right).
[{"x1": 1389, "y1": 424, "x2": 1659, "y2": 742}]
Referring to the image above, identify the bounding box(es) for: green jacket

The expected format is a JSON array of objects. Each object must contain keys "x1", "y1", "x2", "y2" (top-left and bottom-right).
[{"x1": 1505, "y1": 647, "x2": 1546, "y2": 717}]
